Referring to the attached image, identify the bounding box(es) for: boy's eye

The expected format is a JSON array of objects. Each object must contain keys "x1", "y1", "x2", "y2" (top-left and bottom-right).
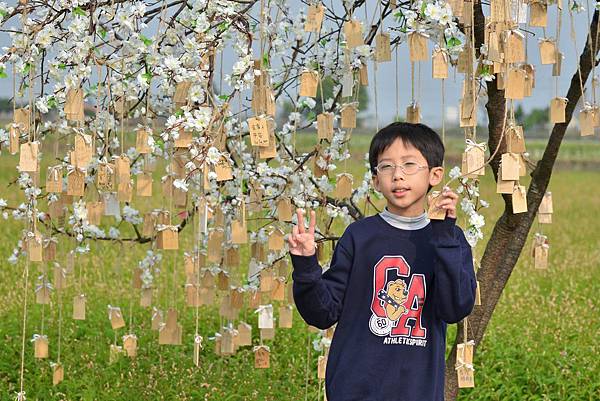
[{"x1": 379, "y1": 163, "x2": 395, "y2": 172}]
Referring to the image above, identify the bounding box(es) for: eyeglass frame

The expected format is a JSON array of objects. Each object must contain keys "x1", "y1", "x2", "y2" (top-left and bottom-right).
[{"x1": 372, "y1": 161, "x2": 431, "y2": 176}]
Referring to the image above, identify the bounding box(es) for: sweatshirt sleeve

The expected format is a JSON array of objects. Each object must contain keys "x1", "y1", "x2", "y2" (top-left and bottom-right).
[
  {"x1": 430, "y1": 217, "x2": 477, "y2": 324},
  {"x1": 290, "y1": 228, "x2": 354, "y2": 330}
]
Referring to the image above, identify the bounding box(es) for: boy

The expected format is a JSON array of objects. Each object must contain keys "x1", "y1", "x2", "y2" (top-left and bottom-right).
[{"x1": 287, "y1": 122, "x2": 477, "y2": 401}]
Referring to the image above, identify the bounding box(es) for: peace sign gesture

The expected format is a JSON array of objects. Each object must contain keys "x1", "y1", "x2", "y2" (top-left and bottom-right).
[{"x1": 288, "y1": 208, "x2": 317, "y2": 256}]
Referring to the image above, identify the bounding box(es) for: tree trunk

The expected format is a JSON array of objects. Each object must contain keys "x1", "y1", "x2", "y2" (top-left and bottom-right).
[{"x1": 444, "y1": 7, "x2": 600, "y2": 401}]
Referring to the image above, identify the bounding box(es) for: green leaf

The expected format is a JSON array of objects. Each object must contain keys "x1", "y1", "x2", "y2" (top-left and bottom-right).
[
  {"x1": 58, "y1": 63, "x2": 67, "y2": 70},
  {"x1": 262, "y1": 53, "x2": 270, "y2": 68},
  {"x1": 175, "y1": 109, "x2": 184, "y2": 117},
  {"x1": 218, "y1": 94, "x2": 230, "y2": 101},
  {"x1": 141, "y1": 72, "x2": 152, "y2": 83},
  {"x1": 0, "y1": 67, "x2": 7, "y2": 79},
  {"x1": 99, "y1": 27, "x2": 107, "y2": 39},
  {"x1": 73, "y1": 6, "x2": 86, "y2": 17},
  {"x1": 22, "y1": 63, "x2": 31, "y2": 75},
  {"x1": 139, "y1": 35, "x2": 152, "y2": 47},
  {"x1": 47, "y1": 96, "x2": 57, "y2": 109},
  {"x1": 447, "y1": 36, "x2": 461, "y2": 47},
  {"x1": 420, "y1": 2, "x2": 426, "y2": 17}
]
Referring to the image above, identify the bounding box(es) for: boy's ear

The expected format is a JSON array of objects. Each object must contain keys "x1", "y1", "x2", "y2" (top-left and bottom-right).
[
  {"x1": 372, "y1": 173, "x2": 380, "y2": 192},
  {"x1": 429, "y1": 166, "x2": 444, "y2": 187}
]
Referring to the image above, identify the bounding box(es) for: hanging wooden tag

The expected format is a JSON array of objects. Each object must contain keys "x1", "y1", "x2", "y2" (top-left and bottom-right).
[
  {"x1": 174, "y1": 128, "x2": 193, "y2": 148},
  {"x1": 136, "y1": 128, "x2": 151, "y2": 154},
  {"x1": 512, "y1": 185, "x2": 528, "y2": 214},
  {"x1": 14, "y1": 107, "x2": 31, "y2": 132},
  {"x1": 539, "y1": 39, "x2": 557, "y2": 64},
  {"x1": 260, "y1": 328, "x2": 275, "y2": 341},
  {"x1": 66, "y1": 168, "x2": 85, "y2": 197},
  {"x1": 299, "y1": 70, "x2": 319, "y2": 98},
  {"x1": 117, "y1": 179, "x2": 133, "y2": 203},
  {"x1": 54, "y1": 265, "x2": 67, "y2": 290},
  {"x1": 474, "y1": 280, "x2": 481, "y2": 305},
  {"x1": 529, "y1": 1, "x2": 548, "y2": 27},
  {"x1": 506, "y1": 125, "x2": 526, "y2": 153},
  {"x1": 115, "y1": 155, "x2": 131, "y2": 183},
  {"x1": 406, "y1": 103, "x2": 421, "y2": 124},
  {"x1": 552, "y1": 51, "x2": 563, "y2": 76},
  {"x1": 136, "y1": 172, "x2": 153, "y2": 197},
  {"x1": 279, "y1": 304, "x2": 293, "y2": 328},
  {"x1": 248, "y1": 116, "x2": 271, "y2": 147},
  {"x1": 217, "y1": 270, "x2": 230, "y2": 291},
  {"x1": 52, "y1": 362, "x2": 64, "y2": 386},
  {"x1": 173, "y1": 81, "x2": 192, "y2": 106},
  {"x1": 260, "y1": 269, "x2": 274, "y2": 292},
  {"x1": 335, "y1": 173, "x2": 353, "y2": 199},
  {"x1": 258, "y1": 126, "x2": 277, "y2": 159},
  {"x1": 340, "y1": 103, "x2": 357, "y2": 129},
  {"x1": 72, "y1": 294, "x2": 86, "y2": 320},
  {"x1": 579, "y1": 108, "x2": 595, "y2": 136},
  {"x1": 221, "y1": 328, "x2": 235, "y2": 355},
  {"x1": 65, "y1": 88, "x2": 85, "y2": 121},
  {"x1": 230, "y1": 287, "x2": 244, "y2": 309},
  {"x1": 432, "y1": 47, "x2": 449, "y2": 79},
  {"x1": 108, "y1": 305, "x2": 126, "y2": 330},
  {"x1": 505, "y1": 68, "x2": 526, "y2": 100},
  {"x1": 33, "y1": 335, "x2": 49, "y2": 359},
  {"x1": 534, "y1": 243, "x2": 549, "y2": 269},
  {"x1": 375, "y1": 32, "x2": 392, "y2": 62},
  {"x1": 193, "y1": 335, "x2": 203, "y2": 366},
  {"x1": 97, "y1": 162, "x2": 115, "y2": 190},
  {"x1": 464, "y1": 141, "x2": 486, "y2": 176},
  {"x1": 427, "y1": 191, "x2": 446, "y2": 220},
  {"x1": 19, "y1": 142, "x2": 39, "y2": 172},
  {"x1": 158, "y1": 308, "x2": 183, "y2": 345},
  {"x1": 277, "y1": 198, "x2": 293, "y2": 222},
  {"x1": 538, "y1": 213, "x2": 552, "y2": 224},
  {"x1": 504, "y1": 30, "x2": 525, "y2": 63},
  {"x1": 157, "y1": 225, "x2": 179, "y2": 250},
  {"x1": 305, "y1": 3, "x2": 325, "y2": 32},
  {"x1": 343, "y1": 19, "x2": 363, "y2": 48},
  {"x1": 231, "y1": 202, "x2": 248, "y2": 244},
  {"x1": 496, "y1": 169, "x2": 515, "y2": 194},
  {"x1": 550, "y1": 97, "x2": 567, "y2": 123},
  {"x1": 359, "y1": 63, "x2": 368, "y2": 86},
  {"x1": 9, "y1": 125, "x2": 20, "y2": 155},
  {"x1": 317, "y1": 355, "x2": 327, "y2": 379},
  {"x1": 46, "y1": 166, "x2": 63, "y2": 193},
  {"x1": 215, "y1": 156, "x2": 233, "y2": 181},
  {"x1": 237, "y1": 322, "x2": 252, "y2": 346},
  {"x1": 268, "y1": 227, "x2": 285, "y2": 251},
  {"x1": 27, "y1": 231, "x2": 43, "y2": 262},
  {"x1": 539, "y1": 191, "x2": 553, "y2": 214},
  {"x1": 256, "y1": 304, "x2": 274, "y2": 329},
  {"x1": 456, "y1": 342, "x2": 475, "y2": 388},
  {"x1": 408, "y1": 31, "x2": 429, "y2": 62},
  {"x1": 123, "y1": 334, "x2": 138, "y2": 357},
  {"x1": 151, "y1": 308, "x2": 163, "y2": 330},
  {"x1": 86, "y1": 201, "x2": 103, "y2": 225},
  {"x1": 36, "y1": 284, "x2": 51, "y2": 304},
  {"x1": 317, "y1": 112, "x2": 334, "y2": 141},
  {"x1": 501, "y1": 153, "x2": 520, "y2": 181},
  {"x1": 74, "y1": 132, "x2": 93, "y2": 168},
  {"x1": 254, "y1": 345, "x2": 270, "y2": 368},
  {"x1": 271, "y1": 277, "x2": 286, "y2": 301}
]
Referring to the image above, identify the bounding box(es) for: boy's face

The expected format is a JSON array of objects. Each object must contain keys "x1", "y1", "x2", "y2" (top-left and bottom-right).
[{"x1": 371, "y1": 138, "x2": 444, "y2": 217}]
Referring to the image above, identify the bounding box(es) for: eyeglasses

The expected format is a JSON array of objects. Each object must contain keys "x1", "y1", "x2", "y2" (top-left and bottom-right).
[{"x1": 375, "y1": 161, "x2": 430, "y2": 176}]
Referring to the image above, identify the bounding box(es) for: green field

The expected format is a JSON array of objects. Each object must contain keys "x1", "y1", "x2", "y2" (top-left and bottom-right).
[{"x1": 0, "y1": 133, "x2": 599, "y2": 400}]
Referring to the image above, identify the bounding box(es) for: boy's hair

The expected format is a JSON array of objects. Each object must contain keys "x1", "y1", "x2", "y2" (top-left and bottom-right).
[
  {"x1": 369, "y1": 122, "x2": 445, "y2": 173},
  {"x1": 369, "y1": 122, "x2": 445, "y2": 192}
]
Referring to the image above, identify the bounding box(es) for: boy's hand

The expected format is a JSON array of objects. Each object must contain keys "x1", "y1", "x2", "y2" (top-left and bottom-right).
[
  {"x1": 436, "y1": 186, "x2": 459, "y2": 219},
  {"x1": 288, "y1": 208, "x2": 317, "y2": 256}
]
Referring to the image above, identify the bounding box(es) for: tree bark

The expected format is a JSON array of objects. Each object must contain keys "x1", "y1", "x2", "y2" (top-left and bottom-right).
[{"x1": 444, "y1": 7, "x2": 600, "y2": 401}]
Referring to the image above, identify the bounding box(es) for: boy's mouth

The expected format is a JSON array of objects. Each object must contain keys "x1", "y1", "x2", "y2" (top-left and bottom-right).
[{"x1": 392, "y1": 187, "x2": 409, "y2": 197}]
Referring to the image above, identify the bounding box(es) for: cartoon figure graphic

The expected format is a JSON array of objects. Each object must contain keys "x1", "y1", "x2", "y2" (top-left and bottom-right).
[{"x1": 378, "y1": 279, "x2": 408, "y2": 321}]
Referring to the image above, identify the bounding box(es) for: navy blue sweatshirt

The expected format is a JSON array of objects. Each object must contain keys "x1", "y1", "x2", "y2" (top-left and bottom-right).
[{"x1": 290, "y1": 214, "x2": 477, "y2": 401}]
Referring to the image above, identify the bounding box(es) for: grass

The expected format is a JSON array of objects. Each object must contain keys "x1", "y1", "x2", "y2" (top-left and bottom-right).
[{"x1": 0, "y1": 132, "x2": 599, "y2": 400}]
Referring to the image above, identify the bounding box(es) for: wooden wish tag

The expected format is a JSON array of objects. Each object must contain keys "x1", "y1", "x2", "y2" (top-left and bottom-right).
[
  {"x1": 456, "y1": 341, "x2": 475, "y2": 388},
  {"x1": 271, "y1": 277, "x2": 286, "y2": 301},
  {"x1": 427, "y1": 191, "x2": 447, "y2": 220},
  {"x1": 504, "y1": 30, "x2": 525, "y2": 63},
  {"x1": 375, "y1": 32, "x2": 392, "y2": 62},
  {"x1": 14, "y1": 107, "x2": 31, "y2": 132},
  {"x1": 505, "y1": 68, "x2": 526, "y2": 100},
  {"x1": 464, "y1": 140, "x2": 486, "y2": 176},
  {"x1": 501, "y1": 153, "x2": 520, "y2": 181},
  {"x1": 318, "y1": 355, "x2": 327, "y2": 379},
  {"x1": 529, "y1": 1, "x2": 548, "y2": 27},
  {"x1": 19, "y1": 142, "x2": 39, "y2": 172},
  {"x1": 538, "y1": 212, "x2": 552, "y2": 224},
  {"x1": 506, "y1": 125, "x2": 526, "y2": 153},
  {"x1": 174, "y1": 128, "x2": 193, "y2": 148},
  {"x1": 261, "y1": 327, "x2": 275, "y2": 341},
  {"x1": 157, "y1": 225, "x2": 179, "y2": 250},
  {"x1": 299, "y1": 70, "x2": 319, "y2": 98},
  {"x1": 539, "y1": 39, "x2": 557, "y2": 65},
  {"x1": 136, "y1": 172, "x2": 153, "y2": 197},
  {"x1": 108, "y1": 305, "x2": 126, "y2": 330},
  {"x1": 340, "y1": 103, "x2": 357, "y2": 129},
  {"x1": 230, "y1": 287, "x2": 244, "y2": 309},
  {"x1": 248, "y1": 116, "x2": 271, "y2": 147},
  {"x1": 136, "y1": 128, "x2": 151, "y2": 154},
  {"x1": 579, "y1": 107, "x2": 595, "y2": 136},
  {"x1": 215, "y1": 155, "x2": 233, "y2": 181},
  {"x1": 97, "y1": 162, "x2": 115, "y2": 190},
  {"x1": 359, "y1": 63, "x2": 368, "y2": 86},
  {"x1": 151, "y1": 308, "x2": 163, "y2": 330},
  {"x1": 28, "y1": 231, "x2": 43, "y2": 262},
  {"x1": 254, "y1": 345, "x2": 270, "y2": 369},
  {"x1": 317, "y1": 112, "x2": 334, "y2": 141},
  {"x1": 123, "y1": 334, "x2": 138, "y2": 357},
  {"x1": 73, "y1": 294, "x2": 86, "y2": 320},
  {"x1": 51, "y1": 362, "x2": 64, "y2": 386},
  {"x1": 140, "y1": 288, "x2": 153, "y2": 307},
  {"x1": 432, "y1": 47, "x2": 449, "y2": 79},
  {"x1": 553, "y1": 51, "x2": 563, "y2": 76},
  {"x1": 43, "y1": 237, "x2": 57, "y2": 262},
  {"x1": 277, "y1": 198, "x2": 293, "y2": 222},
  {"x1": 65, "y1": 88, "x2": 85, "y2": 121},
  {"x1": 32, "y1": 334, "x2": 49, "y2": 359},
  {"x1": 231, "y1": 202, "x2": 248, "y2": 244},
  {"x1": 54, "y1": 265, "x2": 67, "y2": 290},
  {"x1": 335, "y1": 173, "x2": 353, "y2": 199},
  {"x1": 173, "y1": 80, "x2": 192, "y2": 106},
  {"x1": 217, "y1": 270, "x2": 230, "y2": 290},
  {"x1": 35, "y1": 282, "x2": 52, "y2": 305},
  {"x1": 67, "y1": 167, "x2": 86, "y2": 197},
  {"x1": 46, "y1": 166, "x2": 63, "y2": 193},
  {"x1": 279, "y1": 304, "x2": 293, "y2": 329},
  {"x1": 258, "y1": 125, "x2": 278, "y2": 159},
  {"x1": 539, "y1": 191, "x2": 553, "y2": 214},
  {"x1": 9, "y1": 124, "x2": 20, "y2": 155},
  {"x1": 343, "y1": 19, "x2": 363, "y2": 48},
  {"x1": 220, "y1": 328, "x2": 235, "y2": 356},
  {"x1": 256, "y1": 304, "x2": 274, "y2": 330},
  {"x1": 512, "y1": 185, "x2": 528, "y2": 214},
  {"x1": 305, "y1": 3, "x2": 325, "y2": 32},
  {"x1": 159, "y1": 309, "x2": 183, "y2": 345},
  {"x1": 115, "y1": 155, "x2": 131, "y2": 183},
  {"x1": 406, "y1": 103, "x2": 421, "y2": 124},
  {"x1": 117, "y1": 179, "x2": 133, "y2": 203},
  {"x1": 109, "y1": 344, "x2": 124, "y2": 364},
  {"x1": 260, "y1": 269, "x2": 274, "y2": 292},
  {"x1": 237, "y1": 322, "x2": 252, "y2": 346},
  {"x1": 408, "y1": 31, "x2": 429, "y2": 62},
  {"x1": 548, "y1": 97, "x2": 567, "y2": 124},
  {"x1": 73, "y1": 132, "x2": 93, "y2": 168},
  {"x1": 86, "y1": 201, "x2": 103, "y2": 225},
  {"x1": 534, "y1": 242, "x2": 549, "y2": 269},
  {"x1": 268, "y1": 227, "x2": 285, "y2": 251}
]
